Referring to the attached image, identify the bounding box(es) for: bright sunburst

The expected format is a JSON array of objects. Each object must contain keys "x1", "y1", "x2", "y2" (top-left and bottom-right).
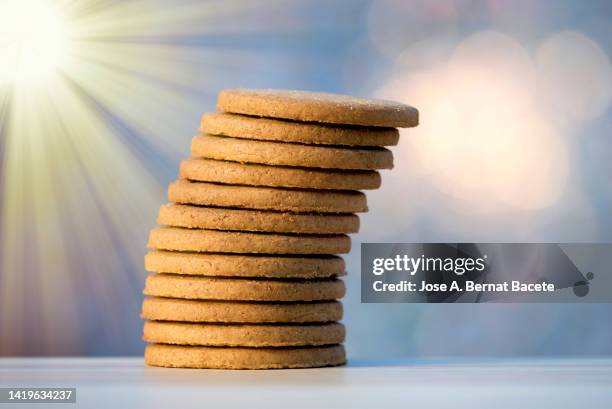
[
  {"x1": 0, "y1": 0, "x2": 71, "y2": 85},
  {"x1": 0, "y1": 0, "x2": 291, "y2": 355}
]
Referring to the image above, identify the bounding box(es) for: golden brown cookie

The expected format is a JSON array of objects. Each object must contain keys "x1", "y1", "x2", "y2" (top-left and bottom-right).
[
  {"x1": 180, "y1": 158, "x2": 381, "y2": 190},
  {"x1": 148, "y1": 227, "x2": 351, "y2": 255},
  {"x1": 217, "y1": 88, "x2": 418, "y2": 128},
  {"x1": 200, "y1": 112, "x2": 399, "y2": 146},
  {"x1": 141, "y1": 297, "x2": 343, "y2": 323},
  {"x1": 191, "y1": 135, "x2": 393, "y2": 170},
  {"x1": 143, "y1": 321, "x2": 345, "y2": 347},
  {"x1": 144, "y1": 274, "x2": 346, "y2": 302},
  {"x1": 145, "y1": 250, "x2": 345, "y2": 279},
  {"x1": 145, "y1": 344, "x2": 346, "y2": 369},
  {"x1": 157, "y1": 204, "x2": 359, "y2": 234},
  {"x1": 168, "y1": 180, "x2": 368, "y2": 214}
]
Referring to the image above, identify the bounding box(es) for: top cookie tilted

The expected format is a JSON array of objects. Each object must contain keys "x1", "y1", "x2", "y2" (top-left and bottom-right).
[{"x1": 217, "y1": 88, "x2": 419, "y2": 128}]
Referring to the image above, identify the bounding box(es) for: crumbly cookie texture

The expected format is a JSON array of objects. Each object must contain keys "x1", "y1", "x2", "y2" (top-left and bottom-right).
[
  {"x1": 217, "y1": 88, "x2": 418, "y2": 128},
  {"x1": 145, "y1": 250, "x2": 346, "y2": 279},
  {"x1": 157, "y1": 203, "x2": 359, "y2": 235},
  {"x1": 143, "y1": 274, "x2": 346, "y2": 302},
  {"x1": 191, "y1": 134, "x2": 394, "y2": 170},
  {"x1": 180, "y1": 158, "x2": 381, "y2": 190},
  {"x1": 145, "y1": 344, "x2": 347, "y2": 369},
  {"x1": 141, "y1": 297, "x2": 344, "y2": 323},
  {"x1": 147, "y1": 227, "x2": 351, "y2": 255},
  {"x1": 168, "y1": 179, "x2": 368, "y2": 214},
  {"x1": 200, "y1": 112, "x2": 400, "y2": 146},
  {"x1": 143, "y1": 321, "x2": 346, "y2": 347}
]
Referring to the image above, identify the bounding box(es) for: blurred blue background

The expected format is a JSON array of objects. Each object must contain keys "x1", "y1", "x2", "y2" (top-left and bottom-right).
[{"x1": 0, "y1": 0, "x2": 611, "y2": 358}]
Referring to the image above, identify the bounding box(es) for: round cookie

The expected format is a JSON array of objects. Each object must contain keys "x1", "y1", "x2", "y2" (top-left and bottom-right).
[
  {"x1": 191, "y1": 135, "x2": 394, "y2": 170},
  {"x1": 217, "y1": 89, "x2": 419, "y2": 128},
  {"x1": 143, "y1": 321, "x2": 345, "y2": 347},
  {"x1": 141, "y1": 297, "x2": 343, "y2": 323},
  {"x1": 180, "y1": 158, "x2": 381, "y2": 190},
  {"x1": 217, "y1": 88, "x2": 418, "y2": 128},
  {"x1": 200, "y1": 112, "x2": 400, "y2": 146},
  {"x1": 168, "y1": 180, "x2": 368, "y2": 214},
  {"x1": 144, "y1": 274, "x2": 346, "y2": 302},
  {"x1": 148, "y1": 227, "x2": 351, "y2": 255},
  {"x1": 157, "y1": 203, "x2": 360, "y2": 234},
  {"x1": 145, "y1": 250, "x2": 346, "y2": 279},
  {"x1": 145, "y1": 344, "x2": 346, "y2": 369}
]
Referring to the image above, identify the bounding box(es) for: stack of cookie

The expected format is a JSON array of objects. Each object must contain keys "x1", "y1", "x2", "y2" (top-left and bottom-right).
[{"x1": 141, "y1": 89, "x2": 418, "y2": 369}]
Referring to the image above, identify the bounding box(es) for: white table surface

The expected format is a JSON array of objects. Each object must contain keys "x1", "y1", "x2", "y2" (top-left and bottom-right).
[{"x1": 0, "y1": 357, "x2": 610, "y2": 409}]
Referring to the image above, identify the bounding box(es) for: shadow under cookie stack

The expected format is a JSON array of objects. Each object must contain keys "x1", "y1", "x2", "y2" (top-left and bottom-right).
[{"x1": 141, "y1": 89, "x2": 418, "y2": 369}]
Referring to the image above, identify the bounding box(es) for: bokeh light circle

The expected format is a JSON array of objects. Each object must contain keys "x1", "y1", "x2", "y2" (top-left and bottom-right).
[
  {"x1": 377, "y1": 30, "x2": 569, "y2": 211},
  {"x1": 367, "y1": 0, "x2": 458, "y2": 58},
  {"x1": 536, "y1": 31, "x2": 612, "y2": 121}
]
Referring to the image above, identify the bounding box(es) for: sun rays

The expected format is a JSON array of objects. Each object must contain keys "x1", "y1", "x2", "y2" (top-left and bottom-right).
[{"x1": 0, "y1": 0, "x2": 293, "y2": 354}]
